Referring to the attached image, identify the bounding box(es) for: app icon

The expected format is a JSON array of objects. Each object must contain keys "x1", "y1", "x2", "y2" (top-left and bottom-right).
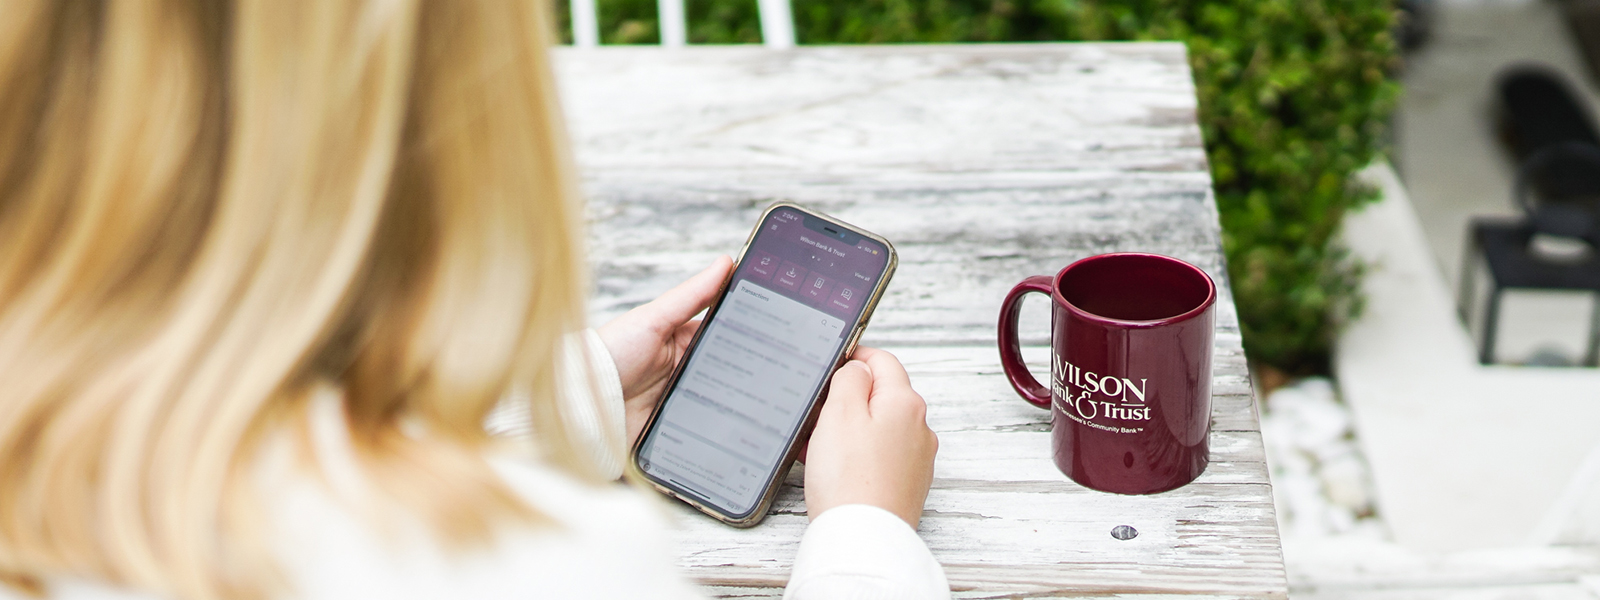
[
  {"x1": 773, "y1": 261, "x2": 807, "y2": 293},
  {"x1": 802, "y1": 273, "x2": 833, "y2": 303},
  {"x1": 745, "y1": 251, "x2": 779, "y2": 281},
  {"x1": 829, "y1": 285, "x2": 861, "y2": 313}
]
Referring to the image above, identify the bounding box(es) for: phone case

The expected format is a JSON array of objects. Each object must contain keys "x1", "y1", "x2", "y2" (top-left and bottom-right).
[{"x1": 627, "y1": 201, "x2": 898, "y2": 528}]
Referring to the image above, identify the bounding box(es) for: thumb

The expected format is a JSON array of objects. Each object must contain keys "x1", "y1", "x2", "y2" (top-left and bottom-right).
[
  {"x1": 823, "y1": 360, "x2": 873, "y2": 419},
  {"x1": 642, "y1": 256, "x2": 733, "y2": 327}
]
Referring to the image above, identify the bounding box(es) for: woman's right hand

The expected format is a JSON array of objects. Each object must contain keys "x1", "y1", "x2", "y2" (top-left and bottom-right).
[{"x1": 803, "y1": 346, "x2": 938, "y2": 529}]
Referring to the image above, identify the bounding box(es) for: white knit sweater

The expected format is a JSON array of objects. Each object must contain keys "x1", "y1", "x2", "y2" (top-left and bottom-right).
[{"x1": 6, "y1": 331, "x2": 949, "y2": 600}]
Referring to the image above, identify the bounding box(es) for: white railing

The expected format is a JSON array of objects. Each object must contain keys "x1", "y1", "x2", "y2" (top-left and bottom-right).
[{"x1": 569, "y1": 0, "x2": 795, "y2": 48}]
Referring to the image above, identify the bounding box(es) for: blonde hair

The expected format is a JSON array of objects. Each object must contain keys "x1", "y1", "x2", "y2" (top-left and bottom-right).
[{"x1": 0, "y1": 0, "x2": 605, "y2": 598}]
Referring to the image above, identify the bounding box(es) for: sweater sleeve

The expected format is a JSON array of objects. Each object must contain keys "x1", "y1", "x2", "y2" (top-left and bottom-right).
[
  {"x1": 784, "y1": 505, "x2": 951, "y2": 600},
  {"x1": 567, "y1": 328, "x2": 628, "y2": 478},
  {"x1": 484, "y1": 328, "x2": 628, "y2": 479}
]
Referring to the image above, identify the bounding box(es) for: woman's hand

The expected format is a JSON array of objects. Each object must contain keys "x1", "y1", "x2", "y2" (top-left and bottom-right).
[
  {"x1": 803, "y1": 346, "x2": 938, "y2": 529},
  {"x1": 597, "y1": 256, "x2": 734, "y2": 447}
]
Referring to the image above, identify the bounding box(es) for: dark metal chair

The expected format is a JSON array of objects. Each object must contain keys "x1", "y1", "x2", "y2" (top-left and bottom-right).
[
  {"x1": 1495, "y1": 65, "x2": 1600, "y2": 163},
  {"x1": 1458, "y1": 142, "x2": 1600, "y2": 366}
]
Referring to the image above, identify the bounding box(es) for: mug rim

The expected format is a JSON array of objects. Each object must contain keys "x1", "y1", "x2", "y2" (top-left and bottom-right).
[{"x1": 1050, "y1": 252, "x2": 1217, "y2": 328}]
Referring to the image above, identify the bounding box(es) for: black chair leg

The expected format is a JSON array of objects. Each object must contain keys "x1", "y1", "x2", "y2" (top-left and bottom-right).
[
  {"x1": 1458, "y1": 235, "x2": 1479, "y2": 325},
  {"x1": 1587, "y1": 292, "x2": 1600, "y2": 368},
  {"x1": 1481, "y1": 288, "x2": 1503, "y2": 365}
]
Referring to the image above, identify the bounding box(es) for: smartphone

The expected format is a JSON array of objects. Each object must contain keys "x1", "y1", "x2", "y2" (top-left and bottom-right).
[{"x1": 630, "y1": 203, "x2": 897, "y2": 527}]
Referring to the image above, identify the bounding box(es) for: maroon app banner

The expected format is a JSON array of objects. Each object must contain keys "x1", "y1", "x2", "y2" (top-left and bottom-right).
[{"x1": 731, "y1": 208, "x2": 885, "y2": 327}]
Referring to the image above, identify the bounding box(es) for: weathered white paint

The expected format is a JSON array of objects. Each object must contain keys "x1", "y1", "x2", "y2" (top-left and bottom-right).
[{"x1": 559, "y1": 45, "x2": 1285, "y2": 598}]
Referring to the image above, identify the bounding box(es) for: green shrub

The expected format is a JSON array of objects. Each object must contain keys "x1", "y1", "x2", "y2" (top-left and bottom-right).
[
  {"x1": 558, "y1": 0, "x2": 1401, "y2": 374},
  {"x1": 1054, "y1": 1, "x2": 1402, "y2": 373}
]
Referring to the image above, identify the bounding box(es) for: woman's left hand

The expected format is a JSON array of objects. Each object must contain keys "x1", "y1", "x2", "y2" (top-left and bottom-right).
[{"x1": 597, "y1": 256, "x2": 734, "y2": 446}]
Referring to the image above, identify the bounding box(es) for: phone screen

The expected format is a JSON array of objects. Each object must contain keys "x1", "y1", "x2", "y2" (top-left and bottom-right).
[{"x1": 635, "y1": 206, "x2": 892, "y2": 519}]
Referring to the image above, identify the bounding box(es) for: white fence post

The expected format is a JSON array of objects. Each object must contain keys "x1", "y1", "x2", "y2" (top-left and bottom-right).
[
  {"x1": 573, "y1": 0, "x2": 792, "y2": 49},
  {"x1": 757, "y1": 0, "x2": 795, "y2": 48},
  {"x1": 571, "y1": 0, "x2": 600, "y2": 47},
  {"x1": 658, "y1": 0, "x2": 687, "y2": 47}
]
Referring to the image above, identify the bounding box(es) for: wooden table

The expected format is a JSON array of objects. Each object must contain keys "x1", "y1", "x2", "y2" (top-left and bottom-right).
[{"x1": 559, "y1": 43, "x2": 1286, "y2": 599}]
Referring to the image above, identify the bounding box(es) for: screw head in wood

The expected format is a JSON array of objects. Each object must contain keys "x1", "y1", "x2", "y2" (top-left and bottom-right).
[{"x1": 1110, "y1": 525, "x2": 1138, "y2": 540}]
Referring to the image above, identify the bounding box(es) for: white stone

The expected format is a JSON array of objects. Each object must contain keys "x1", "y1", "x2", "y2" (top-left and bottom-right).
[
  {"x1": 1319, "y1": 453, "x2": 1374, "y2": 516},
  {"x1": 1265, "y1": 384, "x2": 1352, "y2": 453}
]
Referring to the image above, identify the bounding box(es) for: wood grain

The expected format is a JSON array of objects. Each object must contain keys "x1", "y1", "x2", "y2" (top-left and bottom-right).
[{"x1": 558, "y1": 43, "x2": 1285, "y2": 598}]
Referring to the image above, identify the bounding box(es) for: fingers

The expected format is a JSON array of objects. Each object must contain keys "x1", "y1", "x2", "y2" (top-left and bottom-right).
[
  {"x1": 852, "y1": 346, "x2": 913, "y2": 390},
  {"x1": 803, "y1": 350, "x2": 937, "y2": 529},
  {"x1": 849, "y1": 347, "x2": 924, "y2": 422},
  {"x1": 643, "y1": 256, "x2": 734, "y2": 329},
  {"x1": 823, "y1": 360, "x2": 873, "y2": 419},
  {"x1": 850, "y1": 345, "x2": 882, "y2": 362}
]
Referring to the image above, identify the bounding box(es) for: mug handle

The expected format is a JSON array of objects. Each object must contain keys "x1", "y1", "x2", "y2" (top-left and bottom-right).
[{"x1": 997, "y1": 275, "x2": 1054, "y2": 409}]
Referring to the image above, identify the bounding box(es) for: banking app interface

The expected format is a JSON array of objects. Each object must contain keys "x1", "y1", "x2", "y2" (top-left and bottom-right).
[{"x1": 639, "y1": 208, "x2": 890, "y2": 514}]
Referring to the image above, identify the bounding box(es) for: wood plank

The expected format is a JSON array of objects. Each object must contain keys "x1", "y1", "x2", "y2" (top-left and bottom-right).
[
  {"x1": 579, "y1": 179, "x2": 1238, "y2": 347},
  {"x1": 559, "y1": 44, "x2": 1236, "y2": 348}
]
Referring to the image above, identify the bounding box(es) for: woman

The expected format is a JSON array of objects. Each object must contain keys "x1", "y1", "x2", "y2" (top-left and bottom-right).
[{"x1": 0, "y1": 1, "x2": 943, "y2": 599}]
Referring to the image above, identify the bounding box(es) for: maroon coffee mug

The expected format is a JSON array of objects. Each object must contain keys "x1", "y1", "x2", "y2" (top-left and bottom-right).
[{"x1": 997, "y1": 253, "x2": 1216, "y2": 494}]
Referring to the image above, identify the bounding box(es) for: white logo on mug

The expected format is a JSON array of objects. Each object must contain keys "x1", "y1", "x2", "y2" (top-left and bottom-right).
[{"x1": 1050, "y1": 355, "x2": 1150, "y2": 431}]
